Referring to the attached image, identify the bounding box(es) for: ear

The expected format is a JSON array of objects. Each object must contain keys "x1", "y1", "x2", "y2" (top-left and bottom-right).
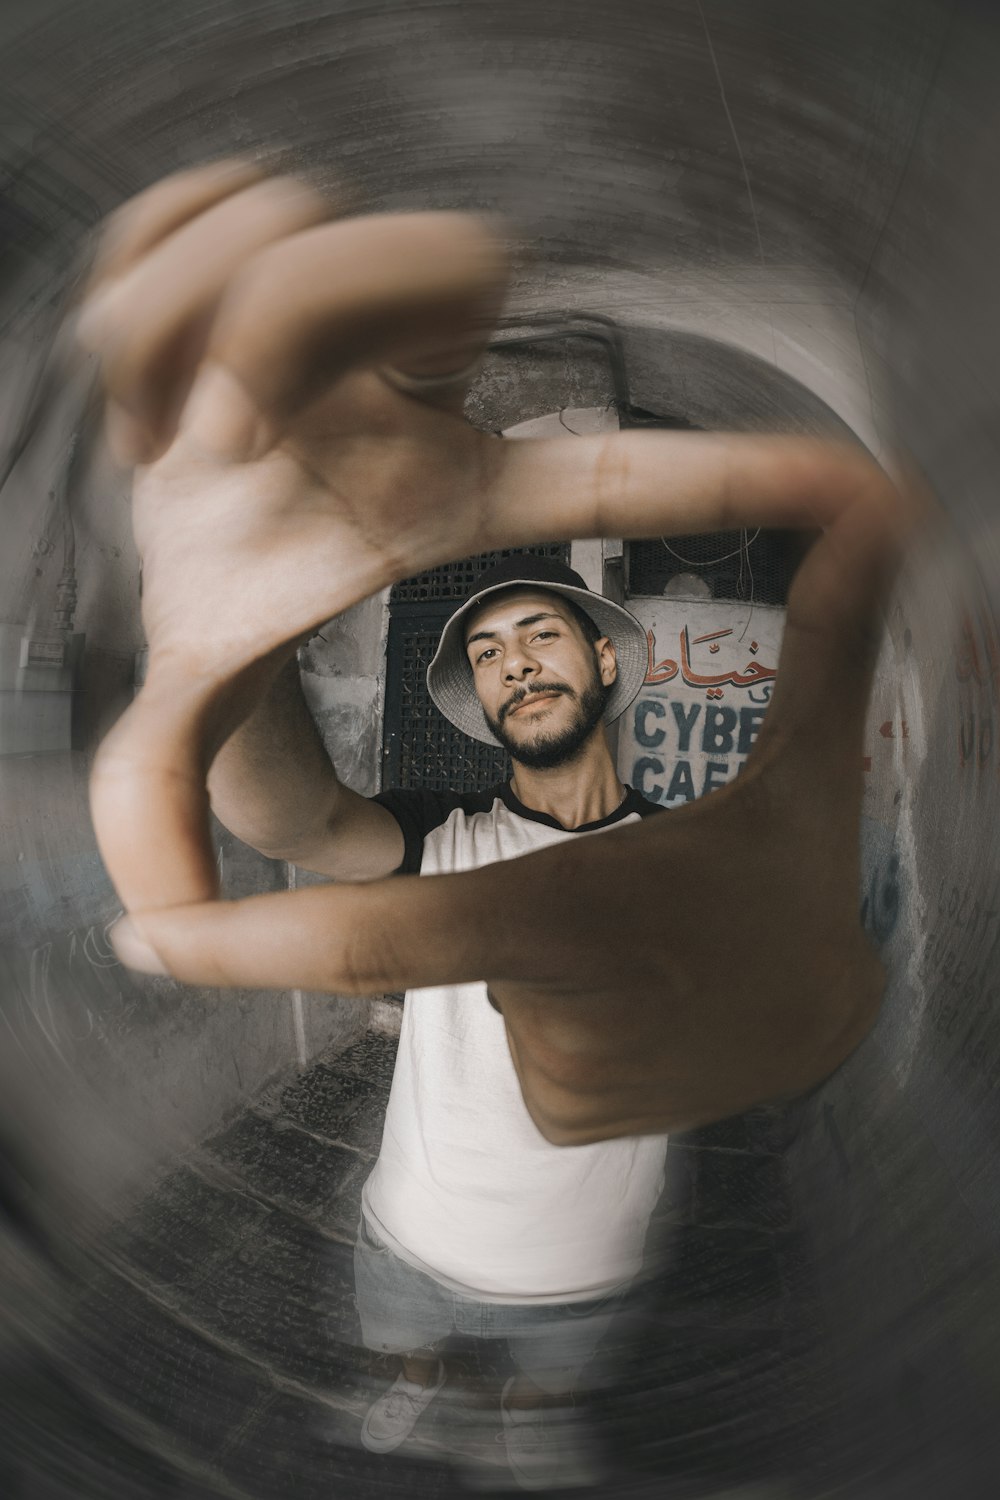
[{"x1": 596, "y1": 636, "x2": 617, "y2": 687}]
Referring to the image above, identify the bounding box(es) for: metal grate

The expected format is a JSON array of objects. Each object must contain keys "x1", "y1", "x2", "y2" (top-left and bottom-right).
[
  {"x1": 627, "y1": 531, "x2": 803, "y2": 606},
  {"x1": 390, "y1": 545, "x2": 568, "y2": 605},
  {"x1": 382, "y1": 605, "x2": 509, "y2": 791}
]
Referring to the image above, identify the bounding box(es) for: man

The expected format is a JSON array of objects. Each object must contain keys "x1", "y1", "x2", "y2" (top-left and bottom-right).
[
  {"x1": 174, "y1": 544, "x2": 668, "y2": 1483},
  {"x1": 351, "y1": 554, "x2": 668, "y2": 1479},
  {"x1": 80, "y1": 160, "x2": 907, "y2": 1364}
]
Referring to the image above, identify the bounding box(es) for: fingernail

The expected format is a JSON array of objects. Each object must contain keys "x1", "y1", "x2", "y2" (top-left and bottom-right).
[
  {"x1": 110, "y1": 917, "x2": 170, "y2": 977},
  {"x1": 180, "y1": 363, "x2": 274, "y2": 463}
]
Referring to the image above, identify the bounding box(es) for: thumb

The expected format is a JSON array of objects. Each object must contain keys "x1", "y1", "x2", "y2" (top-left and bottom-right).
[{"x1": 108, "y1": 866, "x2": 500, "y2": 994}]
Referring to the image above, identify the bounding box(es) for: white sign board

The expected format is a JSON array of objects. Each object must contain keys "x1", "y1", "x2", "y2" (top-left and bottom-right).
[{"x1": 617, "y1": 598, "x2": 786, "y2": 805}]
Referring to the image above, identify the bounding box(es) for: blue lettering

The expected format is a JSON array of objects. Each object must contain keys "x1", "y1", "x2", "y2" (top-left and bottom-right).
[
  {"x1": 634, "y1": 699, "x2": 667, "y2": 749},
  {"x1": 702, "y1": 706, "x2": 737, "y2": 755},
  {"x1": 702, "y1": 761, "x2": 730, "y2": 796},
  {"x1": 665, "y1": 760, "x2": 696, "y2": 803},
  {"x1": 738, "y1": 706, "x2": 767, "y2": 756},
  {"x1": 632, "y1": 757, "x2": 664, "y2": 801},
  {"x1": 671, "y1": 701, "x2": 700, "y2": 753}
]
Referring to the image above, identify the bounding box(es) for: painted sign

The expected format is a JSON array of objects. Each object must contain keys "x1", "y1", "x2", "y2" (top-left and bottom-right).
[{"x1": 617, "y1": 598, "x2": 786, "y2": 805}]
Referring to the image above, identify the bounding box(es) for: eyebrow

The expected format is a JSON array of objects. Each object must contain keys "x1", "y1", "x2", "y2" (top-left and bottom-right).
[{"x1": 465, "y1": 612, "x2": 564, "y2": 649}]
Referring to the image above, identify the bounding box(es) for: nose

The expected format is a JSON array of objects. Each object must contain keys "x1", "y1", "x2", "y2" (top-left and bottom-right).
[{"x1": 503, "y1": 645, "x2": 541, "y2": 683}]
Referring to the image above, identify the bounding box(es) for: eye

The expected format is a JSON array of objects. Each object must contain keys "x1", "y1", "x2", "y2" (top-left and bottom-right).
[
  {"x1": 475, "y1": 647, "x2": 499, "y2": 665},
  {"x1": 531, "y1": 630, "x2": 558, "y2": 643}
]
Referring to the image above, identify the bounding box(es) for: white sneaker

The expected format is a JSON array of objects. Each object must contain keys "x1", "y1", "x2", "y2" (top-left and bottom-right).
[
  {"x1": 500, "y1": 1377, "x2": 602, "y2": 1491},
  {"x1": 360, "y1": 1361, "x2": 447, "y2": 1453}
]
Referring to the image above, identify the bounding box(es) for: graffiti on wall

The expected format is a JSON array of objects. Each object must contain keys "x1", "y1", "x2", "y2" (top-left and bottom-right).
[{"x1": 618, "y1": 600, "x2": 785, "y2": 805}]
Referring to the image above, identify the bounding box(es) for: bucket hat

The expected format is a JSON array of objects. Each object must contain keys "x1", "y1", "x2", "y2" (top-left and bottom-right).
[{"x1": 426, "y1": 555, "x2": 649, "y2": 747}]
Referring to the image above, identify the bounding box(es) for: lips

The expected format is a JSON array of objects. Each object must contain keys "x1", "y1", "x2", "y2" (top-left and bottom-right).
[
  {"x1": 509, "y1": 692, "x2": 561, "y2": 717},
  {"x1": 503, "y1": 690, "x2": 566, "y2": 720}
]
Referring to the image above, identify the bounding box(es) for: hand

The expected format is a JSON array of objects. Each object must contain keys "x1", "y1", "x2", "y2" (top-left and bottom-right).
[
  {"x1": 81, "y1": 161, "x2": 510, "y2": 910},
  {"x1": 84, "y1": 161, "x2": 913, "y2": 1137}
]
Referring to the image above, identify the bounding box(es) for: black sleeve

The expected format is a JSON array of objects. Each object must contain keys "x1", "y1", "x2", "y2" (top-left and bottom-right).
[
  {"x1": 371, "y1": 788, "x2": 476, "y2": 875},
  {"x1": 622, "y1": 786, "x2": 670, "y2": 820}
]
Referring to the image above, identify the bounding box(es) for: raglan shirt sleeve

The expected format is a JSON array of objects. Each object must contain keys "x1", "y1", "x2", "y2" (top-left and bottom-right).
[{"x1": 370, "y1": 788, "x2": 471, "y2": 875}]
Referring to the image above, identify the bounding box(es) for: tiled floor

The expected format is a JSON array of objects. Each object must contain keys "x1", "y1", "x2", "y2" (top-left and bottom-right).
[{"x1": 9, "y1": 1030, "x2": 823, "y2": 1499}]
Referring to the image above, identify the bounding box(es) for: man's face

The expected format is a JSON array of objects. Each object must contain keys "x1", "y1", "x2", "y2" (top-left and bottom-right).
[{"x1": 464, "y1": 589, "x2": 617, "y2": 769}]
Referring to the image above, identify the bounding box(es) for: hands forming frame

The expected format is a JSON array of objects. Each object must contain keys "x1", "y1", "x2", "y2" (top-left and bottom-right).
[{"x1": 78, "y1": 161, "x2": 913, "y2": 1145}]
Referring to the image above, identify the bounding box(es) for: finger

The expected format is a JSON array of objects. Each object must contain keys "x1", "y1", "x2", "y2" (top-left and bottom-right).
[
  {"x1": 757, "y1": 471, "x2": 907, "y2": 773},
  {"x1": 490, "y1": 428, "x2": 907, "y2": 691},
  {"x1": 178, "y1": 213, "x2": 508, "y2": 460},
  {"x1": 90, "y1": 690, "x2": 220, "y2": 916},
  {"x1": 86, "y1": 159, "x2": 266, "y2": 293},
  {"x1": 488, "y1": 427, "x2": 910, "y2": 784},
  {"x1": 108, "y1": 865, "x2": 499, "y2": 992},
  {"x1": 377, "y1": 353, "x2": 486, "y2": 415},
  {"x1": 489, "y1": 430, "x2": 892, "y2": 546},
  {"x1": 79, "y1": 176, "x2": 333, "y2": 460},
  {"x1": 90, "y1": 642, "x2": 310, "y2": 914},
  {"x1": 376, "y1": 257, "x2": 508, "y2": 413}
]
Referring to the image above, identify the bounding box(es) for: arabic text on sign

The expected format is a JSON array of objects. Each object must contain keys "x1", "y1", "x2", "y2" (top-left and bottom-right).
[{"x1": 644, "y1": 627, "x2": 779, "y2": 695}]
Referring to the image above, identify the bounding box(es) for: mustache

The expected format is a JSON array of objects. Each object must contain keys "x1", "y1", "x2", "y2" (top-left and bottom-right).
[{"x1": 499, "y1": 682, "x2": 573, "y2": 724}]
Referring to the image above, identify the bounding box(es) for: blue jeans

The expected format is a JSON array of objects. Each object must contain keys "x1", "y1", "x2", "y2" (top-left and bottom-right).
[{"x1": 354, "y1": 1215, "x2": 627, "y2": 1396}]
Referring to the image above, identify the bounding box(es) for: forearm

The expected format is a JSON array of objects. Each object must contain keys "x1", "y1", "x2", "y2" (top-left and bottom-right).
[{"x1": 207, "y1": 652, "x2": 346, "y2": 859}]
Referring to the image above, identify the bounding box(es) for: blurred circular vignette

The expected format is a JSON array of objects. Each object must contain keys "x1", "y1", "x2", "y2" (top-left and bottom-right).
[{"x1": 2, "y1": 1, "x2": 1000, "y2": 1497}]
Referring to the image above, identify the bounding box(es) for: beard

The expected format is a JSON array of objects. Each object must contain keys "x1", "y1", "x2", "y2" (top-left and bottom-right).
[{"x1": 485, "y1": 668, "x2": 613, "y2": 770}]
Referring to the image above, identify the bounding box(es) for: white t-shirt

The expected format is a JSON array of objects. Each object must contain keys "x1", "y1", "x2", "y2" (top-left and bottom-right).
[{"x1": 360, "y1": 781, "x2": 670, "y2": 1304}]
